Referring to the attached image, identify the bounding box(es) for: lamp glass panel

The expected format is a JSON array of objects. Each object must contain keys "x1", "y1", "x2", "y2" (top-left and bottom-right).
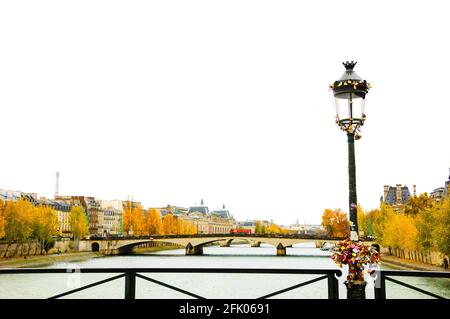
[{"x1": 334, "y1": 93, "x2": 365, "y2": 121}]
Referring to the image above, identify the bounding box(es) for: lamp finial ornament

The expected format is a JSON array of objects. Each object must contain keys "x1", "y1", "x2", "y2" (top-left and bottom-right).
[{"x1": 343, "y1": 61, "x2": 357, "y2": 71}]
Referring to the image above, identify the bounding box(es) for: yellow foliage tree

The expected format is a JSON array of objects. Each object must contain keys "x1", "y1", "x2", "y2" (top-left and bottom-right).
[
  {"x1": 404, "y1": 193, "x2": 433, "y2": 216},
  {"x1": 37, "y1": 205, "x2": 59, "y2": 254},
  {"x1": 182, "y1": 220, "x2": 197, "y2": 235},
  {"x1": 132, "y1": 207, "x2": 144, "y2": 236},
  {"x1": 144, "y1": 208, "x2": 163, "y2": 235},
  {"x1": 162, "y1": 214, "x2": 176, "y2": 235},
  {"x1": 0, "y1": 199, "x2": 5, "y2": 239},
  {"x1": 6, "y1": 199, "x2": 35, "y2": 256},
  {"x1": 69, "y1": 206, "x2": 89, "y2": 245},
  {"x1": 381, "y1": 209, "x2": 417, "y2": 258},
  {"x1": 122, "y1": 207, "x2": 133, "y2": 236},
  {"x1": 266, "y1": 223, "x2": 288, "y2": 234},
  {"x1": 321, "y1": 208, "x2": 350, "y2": 238},
  {"x1": 432, "y1": 197, "x2": 450, "y2": 255},
  {"x1": 122, "y1": 206, "x2": 145, "y2": 236}
]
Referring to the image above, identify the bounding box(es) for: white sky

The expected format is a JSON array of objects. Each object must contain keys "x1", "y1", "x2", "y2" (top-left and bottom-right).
[{"x1": 1, "y1": 1, "x2": 449, "y2": 225}]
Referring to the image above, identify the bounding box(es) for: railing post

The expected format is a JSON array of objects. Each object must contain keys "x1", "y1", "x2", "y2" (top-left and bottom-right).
[
  {"x1": 327, "y1": 273, "x2": 339, "y2": 299},
  {"x1": 125, "y1": 271, "x2": 136, "y2": 299},
  {"x1": 374, "y1": 271, "x2": 386, "y2": 299}
]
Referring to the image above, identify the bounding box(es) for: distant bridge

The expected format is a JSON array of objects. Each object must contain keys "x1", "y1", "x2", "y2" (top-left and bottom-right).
[{"x1": 79, "y1": 234, "x2": 371, "y2": 256}]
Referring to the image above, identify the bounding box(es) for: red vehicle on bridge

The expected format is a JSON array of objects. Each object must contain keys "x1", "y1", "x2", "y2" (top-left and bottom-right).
[{"x1": 230, "y1": 229, "x2": 253, "y2": 235}]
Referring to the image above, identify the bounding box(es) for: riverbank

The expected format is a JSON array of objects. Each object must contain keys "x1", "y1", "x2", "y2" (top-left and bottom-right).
[
  {"x1": 380, "y1": 253, "x2": 449, "y2": 272},
  {"x1": 0, "y1": 246, "x2": 183, "y2": 268},
  {"x1": 0, "y1": 251, "x2": 102, "y2": 269}
]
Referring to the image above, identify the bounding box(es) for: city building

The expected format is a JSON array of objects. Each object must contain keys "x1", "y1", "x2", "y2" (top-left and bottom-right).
[
  {"x1": 53, "y1": 200, "x2": 72, "y2": 237},
  {"x1": 237, "y1": 221, "x2": 256, "y2": 233},
  {"x1": 122, "y1": 200, "x2": 142, "y2": 210},
  {"x1": 99, "y1": 200, "x2": 124, "y2": 236},
  {"x1": 0, "y1": 189, "x2": 22, "y2": 202},
  {"x1": 160, "y1": 205, "x2": 188, "y2": 217},
  {"x1": 55, "y1": 195, "x2": 100, "y2": 236},
  {"x1": 186, "y1": 200, "x2": 235, "y2": 234},
  {"x1": 38, "y1": 198, "x2": 72, "y2": 237},
  {"x1": 0, "y1": 190, "x2": 73, "y2": 237},
  {"x1": 430, "y1": 187, "x2": 445, "y2": 200},
  {"x1": 382, "y1": 184, "x2": 412, "y2": 210},
  {"x1": 429, "y1": 168, "x2": 450, "y2": 201},
  {"x1": 211, "y1": 204, "x2": 233, "y2": 219},
  {"x1": 20, "y1": 192, "x2": 39, "y2": 204},
  {"x1": 187, "y1": 199, "x2": 210, "y2": 217}
]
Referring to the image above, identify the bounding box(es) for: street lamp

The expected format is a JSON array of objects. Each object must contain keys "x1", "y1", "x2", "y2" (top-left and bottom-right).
[{"x1": 330, "y1": 61, "x2": 371, "y2": 241}]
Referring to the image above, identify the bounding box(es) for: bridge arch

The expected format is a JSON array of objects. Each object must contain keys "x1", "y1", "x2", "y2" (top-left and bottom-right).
[
  {"x1": 83, "y1": 235, "x2": 351, "y2": 256},
  {"x1": 91, "y1": 242, "x2": 100, "y2": 252}
]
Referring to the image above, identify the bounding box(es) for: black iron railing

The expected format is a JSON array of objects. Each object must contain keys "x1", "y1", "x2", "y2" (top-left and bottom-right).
[
  {"x1": 373, "y1": 270, "x2": 450, "y2": 299},
  {"x1": 0, "y1": 268, "x2": 341, "y2": 299},
  {"x1": 1, "y1": 268, "x2": 448, "y2": 299}
]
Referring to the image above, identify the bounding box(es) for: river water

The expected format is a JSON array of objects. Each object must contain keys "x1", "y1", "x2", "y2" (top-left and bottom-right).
[{"x1": 0, "y1": 243, "x2": 448, "y2": 299}]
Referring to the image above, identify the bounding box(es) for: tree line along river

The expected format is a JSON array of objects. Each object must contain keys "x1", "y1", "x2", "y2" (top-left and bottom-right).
[{"x1": 0, "y1": 243, "x2": 448, "y2": 299}]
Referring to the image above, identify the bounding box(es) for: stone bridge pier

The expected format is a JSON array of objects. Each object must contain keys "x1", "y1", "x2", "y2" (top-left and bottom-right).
[
  {"x1": 185, "y1": 243, "x2": 204, "y2": 255},
  {"x1": 251, "y1": 241, "x2": 261, "y2": 247},
  {"x1": 219, "y1": 239, "x2": 233, "y2": 247},
  {"x1": 276, "y1": 244, "x2": 287, "y2": 256}
]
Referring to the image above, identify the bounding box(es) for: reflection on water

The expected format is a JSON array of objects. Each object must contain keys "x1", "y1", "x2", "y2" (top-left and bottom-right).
[{"x1": 0, "y1": 243, "x2": 448, "y2": 299}]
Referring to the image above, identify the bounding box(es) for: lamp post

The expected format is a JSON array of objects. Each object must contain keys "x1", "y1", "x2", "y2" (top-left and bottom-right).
[
  {"x1": 330, "y1": 61, "x2": 371, "y2": 299},
  {"x1": 330, "y1": 61, "x2": 371, "y2": 241}
]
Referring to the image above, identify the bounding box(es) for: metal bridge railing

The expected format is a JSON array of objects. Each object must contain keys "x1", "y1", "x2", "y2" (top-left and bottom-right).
[
  {"x1": 0, "y1": 268, "x2": 341, "y2": 299},
  {"x1": 1, "y1": 268, "x2": 448, "y2": 299},
  {"x1": 372, "y1": 270, "x2": 450, "y2": 299}
]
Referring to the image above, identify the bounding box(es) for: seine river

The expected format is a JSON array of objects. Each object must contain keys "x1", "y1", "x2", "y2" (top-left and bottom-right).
[{"x1": 0, "y1": 243, "x2": 448, "y2": 299}]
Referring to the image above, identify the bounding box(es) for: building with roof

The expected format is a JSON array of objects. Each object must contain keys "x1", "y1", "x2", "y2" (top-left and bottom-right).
[
  {"x1": 0, "y1": 190, "x2": 74, "y2": 237},
  {"x1": 187, "y1": 199, "x2": 210, "y2": 217},
  {"x1": 430, "y1": 187, "x2": 445, "y2": 200},
  {"x1": 0, "y1": 189, "x2": 22, "y2": 202},
  {"x1": 211, "y1": 204, "x2": 233, "y2": 219},
  {"x1": 160, "y1": 205, "x2": 188, "y2": 217},
  {"x1": 99, "y1": 200, "x2": 124, "y2": 236},
  {"x1": 184, "y1": 200, "x2": 236, "y2": 234},
  {"x1": 37, "y1": 198, "x2": 72, "y2": 237},
  {"x1": 429, "y1": 168, "x2": 450, "y2": 201},
  {"x1": 55, "y1": 195, "x2": 100, "y2": 236},
  {"x1": 53, "y1": 200, "x2": 72, "y2": 237},
  {"x1": 382, "y1": 184, "x2": 412, "y2": 210}
]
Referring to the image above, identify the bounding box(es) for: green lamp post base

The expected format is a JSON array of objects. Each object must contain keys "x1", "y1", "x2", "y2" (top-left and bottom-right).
[{"x1": 345, "y1": 280, "x2": 367, "y2": 299}]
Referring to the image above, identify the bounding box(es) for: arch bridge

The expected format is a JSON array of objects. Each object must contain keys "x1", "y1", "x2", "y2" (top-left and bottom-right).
[{"x1": 79, "y1": 234, "x2": 369, "y2": 256}]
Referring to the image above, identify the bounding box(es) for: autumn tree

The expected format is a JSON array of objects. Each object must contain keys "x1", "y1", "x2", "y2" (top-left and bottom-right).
[
  {"x1": 122, "y1": 206, "x2": 133, "y2": 236},
  {"x1": 255, "y1": 221, "x2": 267, "y2": 234},
  {"x1": 356, "y1": 205, "x2": 382, "y2": 238},
  {"x1": 266, "y1": 223, "x2": 282, "y2": 234},
  {"x1": 415, "y1": 206, "x2": 435, "y2": 254},
  {"x1": 182, "y1": 220, "x2": 197, "y2": 235},
  {"x1": 431, "y1": 197, "x2": 450, "y2": 255},
  {"x1": 2, "y1": 199, "x2": 35, "y2": 256},
  {"x1": 122, "y1": 206, "x2": 145, "y2": 237},
  {"x1": 321, "y1": 208, "x2": 350, "y2": 238},
  {"x1": 132, "y1": 207, "x2": 144, "y2": 237},
  {"x1": 162, "y1": 214, "x2": 176, "y2": 235},
  {"x1": 144, "y1": 208, "x2": 163, "y2": 235},
  {"x1": 381, "y1": 209, "x2": 417, "y2": 257},
  {"x1": 365, "y1": 208, "x2": 382, "y2": 238},
  {"x1": 0, "y1": 199, "x2": 5, "y2": 240},
  {"x1": 404, "y1": 193, "x2": 433, "y2": 216},
  {"x1": 69, "y1": 206, "x2": 89, "y2": 248},
  {"x1": 175, "y1": 217, "x2": 183, "y2": 235},
  {"x1": 33, "y1": 205, "x2": 59, "y2": 255}
]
